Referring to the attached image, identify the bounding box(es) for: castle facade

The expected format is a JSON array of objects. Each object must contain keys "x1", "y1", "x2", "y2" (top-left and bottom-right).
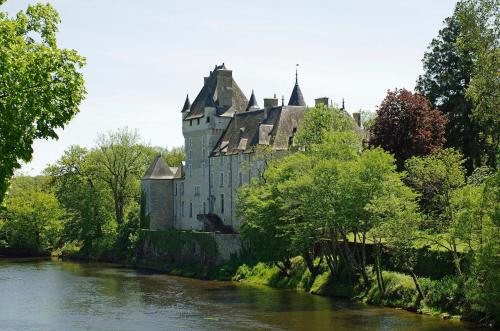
[{"x1": 141, "y1": 64, "x2": 353, "y2": 233}]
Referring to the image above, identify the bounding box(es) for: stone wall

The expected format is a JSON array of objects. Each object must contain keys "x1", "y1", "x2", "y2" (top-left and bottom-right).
[{"x1": 135, "y1": 229, "x2": 241, "y2": 277}]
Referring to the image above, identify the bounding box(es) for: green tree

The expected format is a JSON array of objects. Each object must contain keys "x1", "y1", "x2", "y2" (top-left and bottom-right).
[
  {"x1": 0, "y1": 2, "x2": 86, "y2": 202},
  {"x1": 46, "y1": 145, "x2": 114, "y2": 256},
  {"x1": 295, "y1": 104, "x2": 357, "y2": 150},
  {"x1": 94, "y1": 128, "x2": 156, "y2": 225},
  {"x1": 0, "y1": 177, "x2": 66, "y2": 255},
  {"x1": 416, "y1": 0, "x2": 497, "y2": 172}
]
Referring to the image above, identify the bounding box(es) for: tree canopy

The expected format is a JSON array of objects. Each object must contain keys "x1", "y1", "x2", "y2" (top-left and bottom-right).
[
  {"x1": 0, "y1": 2, "x2": 86, "y2": 203},
  {"x1": 369, "y1": 89, "x2": 447, "y2": 169}
]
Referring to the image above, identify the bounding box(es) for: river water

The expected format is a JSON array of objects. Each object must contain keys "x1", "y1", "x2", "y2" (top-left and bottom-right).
[{"x1": 0, "y1": 259, "x2": 477, "y2": 331}]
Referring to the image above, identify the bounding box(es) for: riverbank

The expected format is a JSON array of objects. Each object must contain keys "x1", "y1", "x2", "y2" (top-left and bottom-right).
[{"x1": 131, "y1": 252, "x2": 480, "y2": 326}]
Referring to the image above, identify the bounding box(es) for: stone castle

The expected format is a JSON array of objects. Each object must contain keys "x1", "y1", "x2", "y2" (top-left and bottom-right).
[{"x1": 141, "y1": 64, "x2": 359, "y2": 233}]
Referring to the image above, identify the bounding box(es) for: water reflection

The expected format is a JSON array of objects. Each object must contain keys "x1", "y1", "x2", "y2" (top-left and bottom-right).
[{"x1": 0, "y1": 259, "x2": 477, "y2": 331}]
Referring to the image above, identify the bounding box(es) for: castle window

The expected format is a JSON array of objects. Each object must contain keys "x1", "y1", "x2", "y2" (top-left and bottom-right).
[
  {"x1": 175, "y1": 183, "x2": 178, "y2": 196},
  {"x1": 194, "y1": 185, "x2": 200, "y2": 196},
  {"x1": 189, "y1": 120, "x2": 192, "y2": 126},
  {"x1": 181, "y1": 182, "x2": 184, "y2": 195},
  {"x1": 188, "y1": 150, "x2": 192, "y2": 160},
  {"x1": 206, "y1": 116, "x2": 210, "y2": 123},
  {"x1": 219, "y1": 173, "x2": 224, "y2": 187},
  {"x1": 197, "y1": 118, "x2": 200, "y2": 125},
  {"x1": 181, "y1": 201, "x2": 185, "y2": 216},
  {"x1": 189, "y1": 164, "x2": 192, "y2": 177},
  {"x1": 189, "y1": 203, "x2": 193, "y2": 218},
  {"x1": 220, "y1": 194, "x2": 225, "y2": 214},
  {"x1": 239, "y1": 172, "x2": 243, "y2": 186},
  {"x1": 202, "y1": 161, "x2": 205, "y2": 176}
]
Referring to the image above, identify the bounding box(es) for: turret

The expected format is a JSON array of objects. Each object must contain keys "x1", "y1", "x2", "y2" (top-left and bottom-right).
[
  {"x1": 288, "y1": 68, "x2": 306, "y2": 106},
  {"x1": 246, "y1": 90, "x2": 259, "y2": 111}
]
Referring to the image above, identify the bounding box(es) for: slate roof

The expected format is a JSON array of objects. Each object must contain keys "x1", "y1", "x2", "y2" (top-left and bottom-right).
[
  {"x1": 184, "y1": 64, "x2": 248, "y2": 120},
  {"x1": 142, "y1": 156, "x2": 181, "y2": 180},
  {"x1": 211, "y1": 105, "x2": 307, "y2": 156},
  {"x1": 181, "y1": 94, "x2": 190, "y2": 113},
  {"x1": 288, "y1": 77, "x2": 306, "y2": 106}
]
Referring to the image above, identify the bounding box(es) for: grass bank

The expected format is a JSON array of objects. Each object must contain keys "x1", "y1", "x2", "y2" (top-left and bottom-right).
[{"x1": 230, "y1": 256, "x2": 465, "y2": 322}]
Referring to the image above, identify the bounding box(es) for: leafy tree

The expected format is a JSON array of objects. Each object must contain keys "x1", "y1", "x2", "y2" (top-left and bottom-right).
[
  {"x1": 0, "y1": 2, "x2": 86, "y2": 203},
  {"x1": 295, "y1": 104, "x2": 357, "y2": 150},
  {"x1": 405, "y1": 149, "x2": 466, "y2": 222},
  {"x1": 46, "y1": 146, "x2": 114, "y2": 256},
  {"x1": 94, "y1": 128, "x2": 156, "y2": 225},
  {"x1": 367, "y1": 179, "x2": 422, "y2": 298},
  {"x1": 0, "y1": 177, "x2": 66, "y2": 255},
  {"x1": 369, "y1": 89, "x2": 447, "y2": 169},
  {"x1": 416, "y1": 0, "x2": 497, "y2": 172},
  {"x1": 456, "y1": 0, "x2": 499, "y2": 169}
]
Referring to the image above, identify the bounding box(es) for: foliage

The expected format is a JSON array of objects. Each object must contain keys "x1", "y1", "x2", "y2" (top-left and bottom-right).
[
  {"x1": 369, "y1": 89, "x2": 447, "y2": 169},
  {"x1": 0, "y1": 177, "x2": 67, "y2": 255},
  {"x1": 294, "y1": 104, "x2": 357, "y2": 149},
  {"x1": 404, "y1": 149, "x2": 466, "y2": 219},
  {"x1": 456, "y1": 0, "x2": 499, "y2": 170},
  {"x1": 0, "y1": 3, "x2": 86, "y2": 202},
  {"x1": 93, "y1": 127, "x2": 156, "y2": 224},
  {"x1": 416, "y1": 0, "x2": 497, "y2": 172}
]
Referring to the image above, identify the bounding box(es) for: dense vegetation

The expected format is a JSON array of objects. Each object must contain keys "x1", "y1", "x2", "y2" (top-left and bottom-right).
[
  {"x1": 237, "y1": 1, "x2": 499, "y2": 325},
  {"x1": 0, "y1": 128, "x2": 184, "y2": 260}
]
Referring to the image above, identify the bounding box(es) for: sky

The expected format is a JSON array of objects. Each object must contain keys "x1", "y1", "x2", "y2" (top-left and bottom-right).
[{"x1": 4, "y1": 0, "x2": 458, "y2": 175}]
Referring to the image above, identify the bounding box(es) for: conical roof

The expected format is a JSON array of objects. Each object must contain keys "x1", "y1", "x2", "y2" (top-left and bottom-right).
[
  {"x1": 181, "y1": 94, "x2": 191, "y2": 112},
  {"x1": 288, "y1": 76, "x2": 306, "y2": 106},
  {"x1": 246, "y1": 90, "x2": 259, "y2": 111},
  {"x1": 142, "y1": 156, "x2": 175, "y2": 180}
]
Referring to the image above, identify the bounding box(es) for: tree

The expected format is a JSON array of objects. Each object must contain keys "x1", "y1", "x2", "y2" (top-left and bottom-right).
[
  {"x1": 94, "y1": 128, "x2": 156, "y2": 225},
  {"x1": 405, "y1": 149, "x2": 467, "y2": 275},
  {"x1": 0, "y1": 177, "x2": 66, "y2": 255},
  {"x1": 295, "y1": 104, "x2": 357, "y2": 150},
  {"x1": 46, "y1": 145, "x2": 114, "y2": 255},
  {"x1": 456, "y1": 0, "x2": 499, "y2": 169},
  {"x1": 369, "y1": 89, "x2": 447, "y2": 169},
  {"x1": 0, "y1": 2, "x2": 86, "y2": 203},
  {"x1": 416, "y1": 1, "x2": 497, "y2": 172}
]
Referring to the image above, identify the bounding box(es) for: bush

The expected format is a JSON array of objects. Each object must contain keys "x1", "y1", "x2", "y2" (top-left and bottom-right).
[
  {"x1": 420, "y1": 276, "x2": 464, "y2": 314},
  {"x1": 365, "y1": 270, "x2": 420, "y2": 311}
]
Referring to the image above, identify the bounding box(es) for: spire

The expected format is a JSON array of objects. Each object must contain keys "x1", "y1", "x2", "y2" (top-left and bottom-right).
[
  {"x1": 341, "y1": 98, "x2": 345, "y2": 111},
  {"x1": 246, "y1": 89, "x2": 259, "y2": 111},
  {"x1": 288, "y1": 65, "x2": 306, "y2": 106},
  {"x1": 181, "y1": 94, "x2": 191, "y2": 113}
]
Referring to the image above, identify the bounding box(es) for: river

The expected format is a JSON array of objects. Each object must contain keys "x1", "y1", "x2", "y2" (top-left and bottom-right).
[{"x1": 0, "y1": 259, "x2": 478, "y2": 330}]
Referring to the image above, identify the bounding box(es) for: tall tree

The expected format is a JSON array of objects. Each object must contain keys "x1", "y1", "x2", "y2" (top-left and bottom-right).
[
  {"x1": 369, "y1": 89, "x2": 447, "y2": 169},
  {"x1": 456, "y1": 0, "x2": 499, "y2": 169},
  {"x1": 94, "y1": 128, "x2": 156, "y2": 225},
  {"x1": 0, "y1": 2, "x2": 86, "y2": 202},
  {"x1": 416, "y1": 0, "x2": 497, "y2": 172}
]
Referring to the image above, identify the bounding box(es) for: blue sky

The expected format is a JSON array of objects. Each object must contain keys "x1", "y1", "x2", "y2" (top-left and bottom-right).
[{"x1": 4, "y1": 0, "x2": 457, "y2": 175}]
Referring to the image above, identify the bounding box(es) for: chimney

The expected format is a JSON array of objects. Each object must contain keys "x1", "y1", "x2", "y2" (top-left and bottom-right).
[
  {"x1": 216, "y1": 69, "x2": 233, "y2": 107},
  {"x1": 315, "y1": 97, "x2": 329, "y2": 107},
  {"x1": 264, "y1": 96, "x2": 279, "y2": 109},
  {"x1": 352, "y1": 112, "x2": 361, "y2": 128}
]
